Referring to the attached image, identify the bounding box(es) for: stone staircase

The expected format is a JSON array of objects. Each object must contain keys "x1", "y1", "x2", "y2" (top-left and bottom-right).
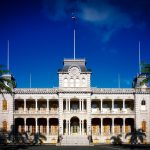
[{"x1": 60, "y1": 135, "x2": 89, "y2": 146}]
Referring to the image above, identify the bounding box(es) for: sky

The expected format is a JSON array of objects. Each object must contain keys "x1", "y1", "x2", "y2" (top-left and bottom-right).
[{"x1": 0, "y1": 0, "x2": 150, "y2": 88}]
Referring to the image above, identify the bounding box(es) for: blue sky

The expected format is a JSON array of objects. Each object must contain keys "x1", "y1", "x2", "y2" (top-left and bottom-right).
[{"x1": 0, "y1": 0, "x2": 150, "y2": 88}]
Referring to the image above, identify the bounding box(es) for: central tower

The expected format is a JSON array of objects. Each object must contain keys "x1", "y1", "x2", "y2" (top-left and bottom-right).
[{"x1": 58, "y1": 59, "x2": 92, "y2": 88}]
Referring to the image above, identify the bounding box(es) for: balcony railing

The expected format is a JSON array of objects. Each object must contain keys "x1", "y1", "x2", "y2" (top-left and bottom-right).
[
  {"x1": 63, "y1": 109, "x2": 87, "y2": 113},
  {"x1": 91, "y1": 108, "x2": 135, "y2": 114},
  {"x1": 14, "y1": 108, "x2": 58, "y2": 114}
]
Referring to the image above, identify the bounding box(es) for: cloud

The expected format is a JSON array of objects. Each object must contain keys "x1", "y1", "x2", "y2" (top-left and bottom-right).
[{"x1": 42, "y1": 0, "x2": 148, "y2": 42}]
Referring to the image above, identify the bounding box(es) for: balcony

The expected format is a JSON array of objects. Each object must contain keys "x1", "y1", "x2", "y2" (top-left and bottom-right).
[
  {"x1": 91, "y1": 108, "x2": 135, "y2": 114},
  {"x1": 63, "y1": 109, "x2": 87, "y2": 113},
  {"x1": 14, "y1": 107, "x2": 58, "y2": 114}
]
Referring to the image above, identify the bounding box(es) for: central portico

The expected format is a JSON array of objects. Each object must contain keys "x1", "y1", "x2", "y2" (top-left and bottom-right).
[{"x1": 58, "y1": 58, "x2": 91, "y2": 145}]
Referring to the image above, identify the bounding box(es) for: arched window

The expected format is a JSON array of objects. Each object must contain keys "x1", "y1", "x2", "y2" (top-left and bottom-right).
[
  {"x1": 64, "y1": 78, "x2": 68, "y2": 87},
  {"x1": 2, "y1": 99, "x2": 7, "y2": 111},
  {"x1": 141, "y1": 121, "x2": 146, "y2": 132},
  {"x1": 141, "y1": 100, "x2": 146, "y2": 105},
  {"x1": 75, "y1": 78, "x2": 80, "y2": 87},
  {"x1": 70, "y1": 78, "x2": 74, "y2": 87},
  {"x1": 82, "y1": 78, "x2": 86, "y2": 87},
  {"x1": 2, "y1": 121, "x2": 7, "y2": 132}
]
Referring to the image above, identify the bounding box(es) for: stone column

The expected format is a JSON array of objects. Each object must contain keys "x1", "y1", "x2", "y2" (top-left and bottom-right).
[
  {"x1": 101, "y1": 99, "x2": 103, "y2": 112},
  {"x1": 24, "y1": 99, "x2": 26, "y2": 112},
  {"x1": 35, "y1": 118, "x2": 38, "y2": 133},
  {"x1": 69, "y1": 120, "x2": 70, "y2": 135},
  {"x1": 66, "y1": 99, "x2": 68, "y2": 111},
  {"x1": 80, "y1": 119, "x2": 81, "y2": 135},
  {"x1": 123, "y1": 99, "x2": 125, "y2": 111},
  {"x1": 82, "y1": 99, "x2": 84, "y2": 111},
  {"x1": 82, "y1": 120, "x2": 84, "y2": 135},
  {"x1": 123, "y1": 118, "x2": 126, "y2": 136},
  {"x1": 79, "y1": 99, "x2": 81, "y2": 111},
  {"x1": 101, "y1": 118, "x2": 103, "y2": 135},
  {"x1": 47, "y1": 99, "x2": 49, "y2": 112},
  {"x1": 47, "y1": 118, "x2": 49, "y2": 135},
  {"x1": 112, "y1": 118, "x2": 114, "y2": 135},
  {"x1": 112, "y1": 99, "x2": 114, "y2": 112},
  {"x1": 24, "y1": 118, "x2": 26, "y2": 132},
  {"x1": 66, "y1": 120, "x2": 68, "y2": 135},
  {"x1": 35, "y1": 99, "x2": 38, "y2": 112},
  {"x1": 69, "y1": 99, "x2": 70, "y2": 111}
]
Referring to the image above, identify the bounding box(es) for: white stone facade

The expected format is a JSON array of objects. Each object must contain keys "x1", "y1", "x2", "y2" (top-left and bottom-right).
[{"x1": 0, "y1": 58, "x2": 150, "y2": 144}]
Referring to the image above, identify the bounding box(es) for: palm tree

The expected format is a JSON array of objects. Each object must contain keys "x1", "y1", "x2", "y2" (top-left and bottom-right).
[
  {"x1": 140, "y1": 63, "x2": 150, "y2": 85},
  {"x1": 32, "y1": 133, "x2": 47, "y2": 145},
  {"x1": 110, "y1": 134, "x2": 122, "y2": 145},
  {"x1": 0, "y1": 65, "x2": 16, "y2": 95},
  {"x1": 125, "y1": 129, "x2": 146, "y2": 145}
]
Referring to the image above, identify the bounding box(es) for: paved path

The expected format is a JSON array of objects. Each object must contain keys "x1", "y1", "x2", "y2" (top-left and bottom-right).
[{"x1": 0, "y1": 144, "x2": 150, "y2": 150}]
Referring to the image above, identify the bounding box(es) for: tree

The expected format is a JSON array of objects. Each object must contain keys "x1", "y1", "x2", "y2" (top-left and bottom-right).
[
  {"x1": 140, "y1": 63, "x2": 150, "y2": 85},
  {"x1": 0, "y1": 65, "x2": 16, "y2": 95},
  {"x1": 32, "y1": 133, "x2": 47, "y2": 145},
  {"x1": 125, "y1": 129, "x2": 146, "y2": 145},
  {"x1": 110, "y1": 134, "x2": 122, "y2": 145}
]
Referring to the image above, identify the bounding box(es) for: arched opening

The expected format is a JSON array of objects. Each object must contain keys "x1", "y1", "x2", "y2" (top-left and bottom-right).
[
  {"x1": 26, "y1": 118, "x2": 35, "y2": 134},
  {"x1": 91, "y1": 118, "x2": 100, "y2": 135},
  {"x1": 114, "y1": 99, "x2": 123, "y2": 111},
  {"x1": 70, "y1": 99, "x2": 79, "y2": 112},
  {"x1": 103, "y1": 99, "x2": 112, "y2": 112},
  {"x1": 37, "y1": 99, "x2": 47, "y2": 112},
  {"x1": 26, "y1": 99, "x2": 35, "y2": 112},
  {"x1": 114, "y1": 118, "x2": 123, "y2": 134},
  {"x1": 38, "y1": 118, "x2": 47, "y2": 134},
  {"x1": 63, "y1": 120, "x2": 66, "y2": 135},
  {"x1": 103, "y1": 118, "x2": 112, "y2": 135},
  {"x1": 84, "y1": 120, "x2": 87, "y2": 135},
  {"x1": 49, "y1": 118, "x2": 58, "y2": 135},
  {"x1": 70, "y1": 117, "x2": 79, "y2": 135},
  {"x1": 15, "y1": 99, "x2": 24, "y2": 112},
  {"x1": 125, "y1": 118, "x2": 134, "y2": 133},
  {"x1": 91, "y1": 100, "x2": 100, "y2": 113},
  {"x1": 125, "y1": 99, "x2": 134, "y2": 111},
  {"x1": 15, "y1": 118, "x2": 24, "y2": 133}
]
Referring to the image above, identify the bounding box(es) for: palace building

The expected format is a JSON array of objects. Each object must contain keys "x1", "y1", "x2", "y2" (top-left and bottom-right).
[{"x1": 0, "y1": 58, "x2": 150, "y2": 145}]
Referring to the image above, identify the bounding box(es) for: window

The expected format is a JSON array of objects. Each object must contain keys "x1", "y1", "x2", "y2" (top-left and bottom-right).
[
  {"x1": 70, "y1": 78, "x2": 74, "y2": 87},
  {"x1": 75, "y1": 78, "x2": 80, "y2": 87},
  {"x1": 2, "y1": 121, "x2": 7, "y2": 132},
  {"x1": 141, "y1": 100, "x2": 146, "y2": 105},
  {"x1": 2, "y1": 99, "x2": 7, "y2": 111},
  {"x1": 141, "y1": 121, "x2": 146, "y2": 132},
  {"x1": 141, "y1": 100, "x2": 146, "y2": 110},
  {"x1": 64, "y1": 78, "x2": 68, "y2": 87},
  {"x1": 82, "y1": 78, "x2": 86, "y2": 87}
]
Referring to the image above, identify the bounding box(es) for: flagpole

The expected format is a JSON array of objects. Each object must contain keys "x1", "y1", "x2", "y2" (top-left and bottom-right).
[
  {"x1": 7, "y1": 40, "x2": 9, "y2": 70},
  {"x1": 118, "y1": 73, "x2": 120, "y2": 88},
  {"x1": 139, "y1": 41, "x2": 141, "y2": 74},
  {"x1": 74, "y1": 29, "x2": 76, "y2": 60},
  {"x1": 30, "y1": 73, "x2": 32, "y2": 88}
]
